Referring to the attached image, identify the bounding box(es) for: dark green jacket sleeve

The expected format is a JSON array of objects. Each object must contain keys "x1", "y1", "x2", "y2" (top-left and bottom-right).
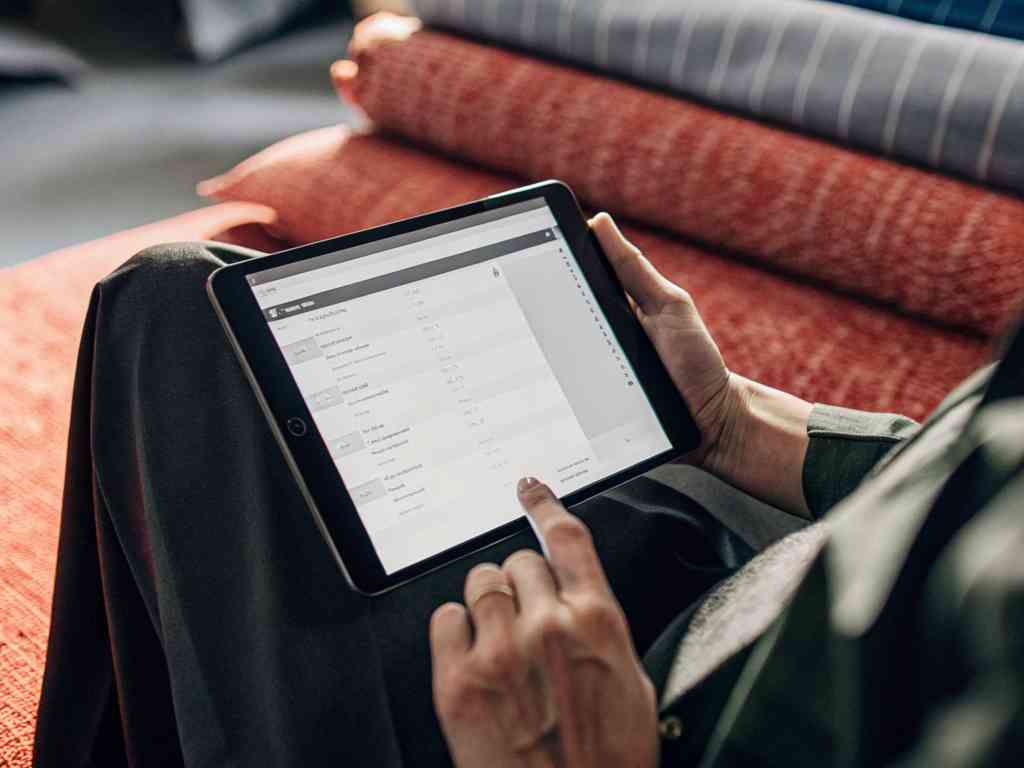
[{"x1": 802, "y1": 405, "x2": 919, "y2": 518}]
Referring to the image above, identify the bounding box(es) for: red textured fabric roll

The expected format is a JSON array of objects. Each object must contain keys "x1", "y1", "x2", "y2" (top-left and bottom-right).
[
  {"x1": 343, "y1": 27, "x2": 1024, "y2": 338},
  {"x1": 200, "y1": 127, "x2": 991, "y2": 421},
  {"x1": 197, "y1": 125, "x2": 509, "y2": 244}
]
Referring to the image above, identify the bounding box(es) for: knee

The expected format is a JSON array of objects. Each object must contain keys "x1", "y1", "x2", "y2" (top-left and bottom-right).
[
  {"x1": 128, "y1": 241, "x2": 220, "y2": 270},
  {"x1": 94, "y1": 242, "x2": 226, "y2": 345},
  {"x1": 115, "y1": 241, "x2": 220, "y2": 291},
  {"x1": 100, "y1": 241, "x2": 220, "y2": 311}
]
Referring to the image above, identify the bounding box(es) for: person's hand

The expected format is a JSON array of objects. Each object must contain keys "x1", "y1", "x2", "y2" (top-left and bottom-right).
[
  {"x1": 591, "y1": 214, "x2": 814, "y2": 516},
  {"x1": 590, "y1": 213, "x2": 734, "y2": 469},
  {"x1": 430, "y1": 478, "x2": 659, "y2": 768}
]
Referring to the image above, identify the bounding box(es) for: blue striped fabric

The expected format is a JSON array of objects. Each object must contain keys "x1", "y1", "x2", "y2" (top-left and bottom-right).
[
  {"x1": 408, "y1": 0, "x2": 1024, "y2": 195},
  {"x1": 825, "y1": 1, "x2": 1024, "y2": 41}
]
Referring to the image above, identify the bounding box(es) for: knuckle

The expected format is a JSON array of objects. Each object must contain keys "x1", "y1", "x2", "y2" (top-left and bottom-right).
[
  {"x1": 465, "y1": 562, "x2": 503, "y2": 590},
  {"x1": 435, "y1": 669, "x2": 485, "y2": 723},
  {"x1": 467, "y1": 562, "x2": 502, "y2": 580},
  {"x1": 575, "y1": 595, "x2": 627, "y2": 637},
  {"x1": 654, "y1": 287, "x2": 698, "y2": 323},
  {"x1": 642, "y1": 675, "x2": 657, "y2": 708},
  {"x1": 523, "y1": 609, "x2": 570, "y2": 650},
  {"x1": 477, "y1": 640, "x2": 522, "y2": 685},
  {"x1": 665, "y1": 285, "x2": 693, "y2": 308},
  {"x1": 544, "y1": 516, "x2": 592, "y2": 552},
  {"x1": 502, "y1": 549, "x2": 543, "y2": 571}
]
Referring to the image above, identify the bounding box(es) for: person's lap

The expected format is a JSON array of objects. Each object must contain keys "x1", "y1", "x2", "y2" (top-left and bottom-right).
[{"x1": 38, "y1": 242, "x2": 754, "y2": 766}]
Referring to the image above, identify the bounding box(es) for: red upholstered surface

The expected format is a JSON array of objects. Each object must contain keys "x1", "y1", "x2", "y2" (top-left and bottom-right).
[
  {"x1": 0, "y1": 203, "x2": 276, "y2": 766},
  {"x1": 202, "y1": 127, "x2": 991, "y2": 418},
  {"x1": 345, "y1": 28, "x2": 1024, "y2": 338}
]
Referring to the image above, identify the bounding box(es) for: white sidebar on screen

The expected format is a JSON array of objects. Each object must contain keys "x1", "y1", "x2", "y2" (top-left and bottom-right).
[{"x1": 250, "y1": 202, "x2": 671, "y2": 573}]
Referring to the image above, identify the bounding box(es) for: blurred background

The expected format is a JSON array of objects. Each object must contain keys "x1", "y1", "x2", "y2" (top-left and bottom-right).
[{"x1": 0, "y1": 1, "x2": 409, "y2": 264}]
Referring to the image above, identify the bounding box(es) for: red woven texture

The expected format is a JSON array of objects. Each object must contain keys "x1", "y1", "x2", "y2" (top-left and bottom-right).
[
  {"x1": 0, "y1": 203, "x2": 276, "y2": 766},
  {"x1": 203, "y1": 127, "x2": 991, "y2": 419},
  {"x1": 198, "y1": 124, "x2": 508, "y2": 243},
  {"x1": 346, "y1": 29, "x2": 1024, "y2": 338}
]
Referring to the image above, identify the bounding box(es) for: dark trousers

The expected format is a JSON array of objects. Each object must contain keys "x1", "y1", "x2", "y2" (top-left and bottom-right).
[{"x1": 34, "y1": 243, "x2": 758, "y2": 767}]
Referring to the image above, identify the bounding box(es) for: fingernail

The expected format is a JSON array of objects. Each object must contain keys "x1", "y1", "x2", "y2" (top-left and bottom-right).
[
  {"x1": 196, "y1": 176, "x2": 226, "y2": 197},
  {"x1": 517, "y1": 477, "x2": 539, "y2": 494},
  {"x1": 330, "y1": 60, "x2": 358, "y2": 80}
]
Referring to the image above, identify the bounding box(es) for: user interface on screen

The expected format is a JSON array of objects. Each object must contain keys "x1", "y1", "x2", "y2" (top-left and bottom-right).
[{"x1": 248, "y1": 199, "x2": 671, "y2": 574}]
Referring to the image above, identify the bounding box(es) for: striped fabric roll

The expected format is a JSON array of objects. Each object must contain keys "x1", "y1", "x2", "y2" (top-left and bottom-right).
[
  {"x1": 408, "y1": 0, "x2": 1024, "y2": 195},
  {"x1": 346, "y1": 27, "x2": 1024, "y2": 337},
  {"x1": 825, "y1": 1, "x2": 1024, "y2": 41}
]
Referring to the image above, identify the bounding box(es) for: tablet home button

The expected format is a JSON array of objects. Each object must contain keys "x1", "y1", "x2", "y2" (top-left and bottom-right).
[{"x1": 286, "y1": 417, "x2": 307, "y2": 437}]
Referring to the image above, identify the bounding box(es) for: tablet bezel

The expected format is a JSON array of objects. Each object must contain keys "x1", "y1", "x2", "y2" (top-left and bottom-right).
[{"x1": 208, "y1": 180, "x2": 700, "y2": 595}]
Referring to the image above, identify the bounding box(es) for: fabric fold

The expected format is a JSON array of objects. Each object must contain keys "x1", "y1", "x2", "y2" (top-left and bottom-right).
[{"x1": 345, "y1": 27, "x2": 1024, "y2": 337}]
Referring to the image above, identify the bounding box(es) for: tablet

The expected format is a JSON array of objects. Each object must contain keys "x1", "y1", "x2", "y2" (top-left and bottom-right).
[{"x1": 208, "y1": 181, "x2": 699, "y2": 594}]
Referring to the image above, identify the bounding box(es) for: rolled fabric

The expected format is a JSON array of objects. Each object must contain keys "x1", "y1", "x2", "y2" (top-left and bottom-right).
[
  {"x1": 820, "y1": 0, "x2": 1024, "y2": 41},
  {"x1": 199, "y1": 127, "x2": 990, "y2": 420},
  {"x1": 408, "y1": 0, "x2": 1024, "y2": 194},
  {"x1": 344, "y1": 26, "x2": 1024, "y2": 337},
  {"x1": 197, "y1": 125, "x2": 509, "y2": 243}
]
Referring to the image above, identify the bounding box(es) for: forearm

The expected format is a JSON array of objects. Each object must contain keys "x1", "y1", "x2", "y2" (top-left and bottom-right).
[{"x1": 702, "y1": 374, "x2": 814, "y2": 519}]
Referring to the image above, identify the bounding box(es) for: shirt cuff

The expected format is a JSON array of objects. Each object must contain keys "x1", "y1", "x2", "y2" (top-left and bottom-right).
[{"x1": 802, "y1": 404, "x2": 919, "y2": 518}]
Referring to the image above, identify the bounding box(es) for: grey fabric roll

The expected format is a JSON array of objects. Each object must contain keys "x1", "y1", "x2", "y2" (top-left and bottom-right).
[{"x1": 409, "y1": 0, "x2": 1024, "y2": 194}]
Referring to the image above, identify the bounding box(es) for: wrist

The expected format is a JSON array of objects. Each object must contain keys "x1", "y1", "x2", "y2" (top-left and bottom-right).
[
  {"x1": 698, "y1": 373, "x2": 751, "y2": 479},
  {"x1": 698, "y1": 374, "x2": 814, "y2": 518}
]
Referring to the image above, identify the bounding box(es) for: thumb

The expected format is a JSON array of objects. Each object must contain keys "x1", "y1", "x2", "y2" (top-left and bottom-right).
[{"x1": 590, "y1": 213, "x2": 675, "y2": 314}]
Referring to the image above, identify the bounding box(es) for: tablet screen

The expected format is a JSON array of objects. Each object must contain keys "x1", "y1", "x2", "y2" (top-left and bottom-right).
[{"x1": 247, "y1": 199, "x2": 672, "y2": 573}]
